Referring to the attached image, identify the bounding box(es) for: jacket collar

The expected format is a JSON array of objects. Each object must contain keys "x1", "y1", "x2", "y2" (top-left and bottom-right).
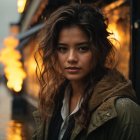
[
  {"x1": 87, "y1": 97, "x2": 117, "y2": 134},
  {"x1": 88, "y1": 69, "x2": 136, "y2": 112},
  {"x1": 71, "y1": 97, "x2": 118, "y2": 140}
]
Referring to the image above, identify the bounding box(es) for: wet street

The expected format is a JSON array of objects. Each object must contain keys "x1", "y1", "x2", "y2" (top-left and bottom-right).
[{"x1": 0, "y1": 83, "x2": 33, "y2": 140}]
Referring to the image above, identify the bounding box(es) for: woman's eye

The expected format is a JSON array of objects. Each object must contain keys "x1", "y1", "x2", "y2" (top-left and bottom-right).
[
  {"x1": 78, "y1": 46, "x2": 90, "y2": 52},
  {"x1": 57, "y1": 46, "x2": 67, "y2": 53}
]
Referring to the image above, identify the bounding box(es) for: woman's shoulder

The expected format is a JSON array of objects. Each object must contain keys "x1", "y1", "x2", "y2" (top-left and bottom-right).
[
  {"x1": 108, "y1": 98, "x2": 140, "y2": 140},
  {"x1": 115, "y1": 98, "x2": 140, "y2": 123},
  {"x1": 115, "y1": 98, "x2": 140, "y2": 111}
]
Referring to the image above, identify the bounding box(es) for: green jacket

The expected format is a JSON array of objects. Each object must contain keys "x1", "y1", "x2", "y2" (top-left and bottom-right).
[{"x1": 32, "y1": 70, "x2": 140, "y2": 140}]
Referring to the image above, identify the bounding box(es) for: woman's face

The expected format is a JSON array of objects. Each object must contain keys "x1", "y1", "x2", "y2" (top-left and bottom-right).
[{"x1": 57, "y1": 26, "x2": 95, "y2": 82}]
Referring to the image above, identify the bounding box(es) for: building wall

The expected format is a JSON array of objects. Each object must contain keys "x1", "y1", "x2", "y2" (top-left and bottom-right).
[{"x1": 23, "y1": 38, "x2": 40, "y2": 98}]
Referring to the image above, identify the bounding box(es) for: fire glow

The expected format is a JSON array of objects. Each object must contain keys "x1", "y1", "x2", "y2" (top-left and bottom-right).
[
  {"x1": 107, "y1": 24, "x2": 121, "y2": 50},
  {"x1": 17, "y1": 0, "x2": 27, "y2": 13},
  {"x1": 0, "y1": 36, "x2": 26, "y2": 92}
]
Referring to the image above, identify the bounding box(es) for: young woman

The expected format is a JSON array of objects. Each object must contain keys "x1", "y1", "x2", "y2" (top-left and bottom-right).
[{"x1": 32, "y1": 4, "x2": 140, "y2": 140}]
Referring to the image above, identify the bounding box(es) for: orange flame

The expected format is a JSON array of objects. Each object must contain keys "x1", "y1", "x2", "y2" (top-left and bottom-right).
[
  {"x1": 6, "y1": 120, "x2": 24, "y2": 140},
  {"x1": 0, "y1": 36, "x2": 26, "y2": 92},
  {"x1": 17, "y1": 0, "x2": 27, "y2": 13}
]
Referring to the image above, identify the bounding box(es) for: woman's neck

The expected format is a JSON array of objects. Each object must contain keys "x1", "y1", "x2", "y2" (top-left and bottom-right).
[{"x1": 70, "y1": 80, "x2": 85, "y2": 98}]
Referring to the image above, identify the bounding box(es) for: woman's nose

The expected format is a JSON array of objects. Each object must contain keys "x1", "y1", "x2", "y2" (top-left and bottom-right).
[{"x1": 67, "y1": 50, "x2": 78, "y2": 63}]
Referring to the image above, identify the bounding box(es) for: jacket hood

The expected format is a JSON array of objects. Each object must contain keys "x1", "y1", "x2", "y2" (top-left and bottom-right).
[{"x1": 88, "y1": 69, "x2": 136, "y2": 111}]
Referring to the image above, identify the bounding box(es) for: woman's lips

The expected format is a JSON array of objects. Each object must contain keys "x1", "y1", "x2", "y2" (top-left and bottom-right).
[{"x1": 65, "y1": 67, "x2": 81, "y2": 73}]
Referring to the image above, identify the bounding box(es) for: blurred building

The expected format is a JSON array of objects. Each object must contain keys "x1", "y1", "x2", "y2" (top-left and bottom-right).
[{"x1": 3, "y1": 0, "x2": 140, "y2": 109}]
